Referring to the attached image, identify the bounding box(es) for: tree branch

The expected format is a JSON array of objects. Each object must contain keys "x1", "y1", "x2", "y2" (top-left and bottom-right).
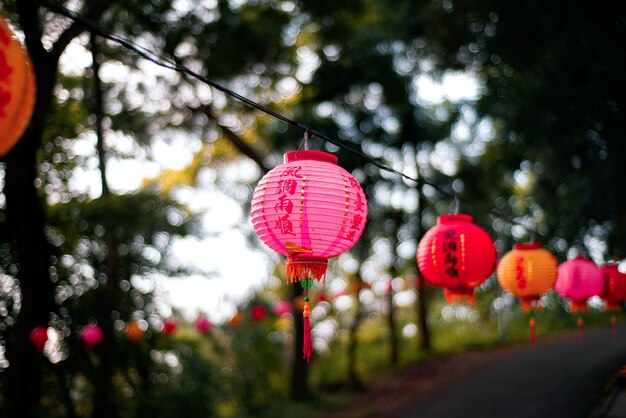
[
  {"x1": 195, "y1": 105, "x2": 270, "y2": 174},
  {"x1": 49, "y1": 0, "x2": 115, "y2": 65}
]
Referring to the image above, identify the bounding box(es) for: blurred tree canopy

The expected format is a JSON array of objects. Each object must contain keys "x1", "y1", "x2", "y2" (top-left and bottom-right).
[{"x1": 0, "y1": 0, "x2": 624, "y2": 417}]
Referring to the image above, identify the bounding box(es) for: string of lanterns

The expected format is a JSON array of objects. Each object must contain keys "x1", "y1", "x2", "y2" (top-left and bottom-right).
[{"x1": 5, "y1": 10, "x2": 626, "y2": 361}]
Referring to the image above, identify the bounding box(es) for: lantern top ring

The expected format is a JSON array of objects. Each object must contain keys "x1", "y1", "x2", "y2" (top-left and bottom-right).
[
  {"x1": 438, "y1": 213, "x2": 473, "y2": 224},
  {"x1": 513, "y1": 242, "x2": 541, "y2": 250},
  {"x1": 285, "y1": 150, "x2": 338, "y2": 164}
]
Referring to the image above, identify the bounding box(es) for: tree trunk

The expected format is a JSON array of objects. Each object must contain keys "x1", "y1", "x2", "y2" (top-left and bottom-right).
[
  {"x1": 1, "y1": 6, "x2": 57, "y2": 415},
  {"x1": 290, "y1": 284, "x2": 309, "y2": 401},
  {"x1": 347, "y1": 277, "x2": 364, "y2": 390},
  {"x1": 415, "y1": 183, "x2": 431, "y2": 351},
  {"x1": 386, "y1": 276, "x2": 399, "y2": 365},
  {"x1": 90, "y1": 32, "x2": 118, "y2": 418}
]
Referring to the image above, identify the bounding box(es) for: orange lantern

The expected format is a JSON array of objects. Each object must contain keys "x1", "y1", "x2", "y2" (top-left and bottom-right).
[
  {"x1": 125, "y1": 321, "x2": 145, "y2": 342},
  {"x1": 0, "y1": 16, "x2": 36, "y2": 156},
  {"x1": 497, "y1": 242, "x2": 558, "y2": 312}
]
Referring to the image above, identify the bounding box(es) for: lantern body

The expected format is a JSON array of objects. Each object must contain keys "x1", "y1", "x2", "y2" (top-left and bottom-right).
[
  {"x1": 0, "y1": 16, "x2": 36, "y2": 156},
  {"x1": 126, "y1": 321, "x2": 145, "y2": 341},
  {"x1": 195, "y1": 316, "x2": 212, "y2": 333},
  {"x1": 417, "y1": 214, "x2": 496, "y2": 304},
  {"x1": 251, "y1": 150, "x2": 367, "y2": 282},
  {"x1": 497, "y1": 242, "x2": 558, "y2": 312},
  {"x1": 163, "y1": 319, "x2": 177, "y2": 336},
  {"x1": 30, "y1": 326, "x2": 48, "y2": 351},
  {"x1": 601, "y1": 264, "x2": 626, "y2": 311},
  {"x1": 273, "y1": 300, "x2": 291, "y2": 317},
  {"x1": 555, "y1": 257, "x2": 603, "y2": 312},
  {"x1": 81, "y1": 324, "x2": 104, "y2": 348}
]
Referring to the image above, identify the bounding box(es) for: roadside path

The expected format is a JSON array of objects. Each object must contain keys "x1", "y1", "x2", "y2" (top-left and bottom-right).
[{"x1": 328, "y1": 323, "x2": 626, "y2": 418}]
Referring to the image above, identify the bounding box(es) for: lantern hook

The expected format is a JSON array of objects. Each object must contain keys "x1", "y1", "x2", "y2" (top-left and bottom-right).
[
  {"x1": 453, "y1": 195, "x2": 461, "y2": 214},
  {"x1": 304, "y1": 128, "x2": 312, "y2": 150}
]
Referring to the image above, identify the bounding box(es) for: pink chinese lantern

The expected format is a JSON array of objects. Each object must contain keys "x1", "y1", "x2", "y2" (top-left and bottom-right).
[
  {"x1": 555, "y1": 257, "x2": 603, "y2": 313},
  {"x1": 250, "y1": 305, "x2": 268, "y2": 322},
  {"x1": 273, "y1": 300, "x2": 292, "y2": 317},
  {"x1": 195, "y1": 315, "x2": 212, "y2": 334},
  {"x1": 29, "y1": 326, "x2": 48, "y2": 351},
  {"x1": 251, "y1": 150, "x2": 367, "y2": 362},
  {"x1": 81, "y1": 324, "x2": 104, "y2": 348},
  {"x1": 163, "y1": 318, "x2": 177, "y2": 336},
  {"x1": 601, "y1": 264, "x2": 626, "y2": 312},
  {"x1": 417, "y1": 214, "x2": 497, "y2": 304}
]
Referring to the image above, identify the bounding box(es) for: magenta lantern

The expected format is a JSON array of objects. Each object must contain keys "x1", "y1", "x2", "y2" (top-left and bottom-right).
[
  {"x1": 251, "y1": 150, "x2": 367, "y2": 362},
  {"x1": 555, "y1": 257, "x2": 603, "y2": 312},
  {"x1": 81, "y1": 324, "x2": 104, "y2": 348},
  {"x1": 417, "y1": 214, "x2": 497, "y2": 304},
  {"x1": 195, "y1": 315, "x2": 212, "y2": 334},
  {"x1": 30, "y1": 326, "x2": 48, "y2": 351},
  {"x1": 273, "y1": 300, "x2": 291, "y2": 317}
]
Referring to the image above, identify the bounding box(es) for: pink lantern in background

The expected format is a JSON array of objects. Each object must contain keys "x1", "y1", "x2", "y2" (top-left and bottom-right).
[
  {"x1": 555, "y1": 257, "x2": 603, "y2": 312},
  {"x1": 30, "y1": 326, "x2": 48, "y2": 351},
  {"x1": 163, "y1": 318, "x2": 177, "y2": 336},
  {"x1": 273, "y1": 300, "x2": 292, "y2": 317},
  {"x1": 195, "y1": 315, "x2": 212, "y2": 334},
  {"x1": 251, "y1": 150, "x2": 367, "y2": 362},
  {"x1": 81, "y1": 324, "x2": 104, "y2": 348}
]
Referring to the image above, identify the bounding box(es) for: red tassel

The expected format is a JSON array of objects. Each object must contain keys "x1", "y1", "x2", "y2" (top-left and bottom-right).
[
  {"x1": 529, "y1": 317, "x2": 536, "y2": 345},
  {"x1": 287, "y1": 257, "x2": 327, "y2": 283},
  {"x1": 577, "y1": 316, "x2": 584, "y2": 341},
  {"x1": 302, "y1": 301, "x2": 313, "y2": 362},
  {"x1": 444, "y1": 288, "x2": 475, "y2": 305}
]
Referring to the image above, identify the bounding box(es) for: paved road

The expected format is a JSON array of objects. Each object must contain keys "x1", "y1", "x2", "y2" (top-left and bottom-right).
[{"x1": 398, "y1": 324, "x2": 626, "y2": 418}]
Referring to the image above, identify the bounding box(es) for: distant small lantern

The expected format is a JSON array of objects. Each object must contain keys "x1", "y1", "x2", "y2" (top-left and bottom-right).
[
  {"x1": 273, "y1": 300, "x2": 292, "y2": 317},
  {"x1": 0, "y1": 16, "x2": 36, "y2": 156},
  {"x1": 601, "y1": 264, "x2": 626, "y2": 312},
  {"x1": 417, "y1": 214, "x2": 497, "y2": 304},
  {"x1": 497, "y1": 242, "x2": 558, "y2": 312},
  {"x1": 81, "y1": 324, "x2": 104, "y2": 348},
  {"x1": 195, "y1": 315, "x2": 212, "y2": 334},
  {"x1": 250, "y1": 305, "x2": 268, "y2": 322},
  {"x1": 251, "y1": 149, "x2": 367, "y2": 362},
  {"x1": 163, "y1": 318, "x2": 177, "y2": 336},
  {"x1": 29, "y1": 326, "x2": 48, "y2": 351},
  {"x1": 125, "y1": 321, "x2": 145, "y2": 342},
  {"x1": 555, "y1": 257, "x2": 603, "y2": 312}
]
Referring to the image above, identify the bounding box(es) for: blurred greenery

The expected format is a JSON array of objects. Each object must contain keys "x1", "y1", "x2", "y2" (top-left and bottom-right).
[{"x1": 0, "y1": 0, "x2": 625, "y2": 417}]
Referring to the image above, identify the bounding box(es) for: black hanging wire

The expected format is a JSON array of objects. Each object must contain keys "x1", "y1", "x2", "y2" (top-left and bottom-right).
[{"x1": 40, "y1": 0, "x2": 539, "y2": 235}]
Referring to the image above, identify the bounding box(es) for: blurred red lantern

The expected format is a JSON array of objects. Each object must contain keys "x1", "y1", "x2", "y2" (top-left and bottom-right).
[
  {"x1": 163, "y1": 318, "x2": 177, "y2": 336},
  {"x1": 29, "y1": 326, "x2": 48, "y2": 351},
  {"x1": 0, "y1": 16, "x2": 36, "y2": 156},
  {"x1": 417, "y1": 214, "x2": 497, "y2": 304},
  {"x1": 195, "y1": 315, "x2": 212, "y2": 334},
  {"x1": 251, "y1": 150, "x2": 367, "y2": 362},
  {"x1": 273, "y1": 300, "x2": 291, "y2": 317},
  {"x1": 81, "y1": 324, "x2": 104, "y2": 348},
  {"x1": 601, "y1": 264, "x2": 626, "y2": 311},
  {"x1": 250, "y1": 305, "x2": 268, "y2": 322},
  {"x1": 497, "y1": 242, "x2": 558, "y2": 312},
  {"x1": 555, "y1": 257, "x2": 603, "y2": 312},
  {"x1": 125, "y1": 321, "x2": 145, "y2": 342}
]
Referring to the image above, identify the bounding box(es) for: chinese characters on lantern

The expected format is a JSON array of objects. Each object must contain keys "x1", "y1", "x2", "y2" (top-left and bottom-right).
[
  {"x1": 516, "y1": 257, "x2": 527, "y2": 289},
  {"x1": 273, "y1": 166, "x2": 301, "y2": 236},
  {"x1": 0, "y1": 27, "x2": 12, "y2": 117},
  {"x1": 346, "y1": 177, "x2": 366, "y2": 241},
  {"x1": 443, "y1": 230, "x2": 459, "y2": 278}
]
